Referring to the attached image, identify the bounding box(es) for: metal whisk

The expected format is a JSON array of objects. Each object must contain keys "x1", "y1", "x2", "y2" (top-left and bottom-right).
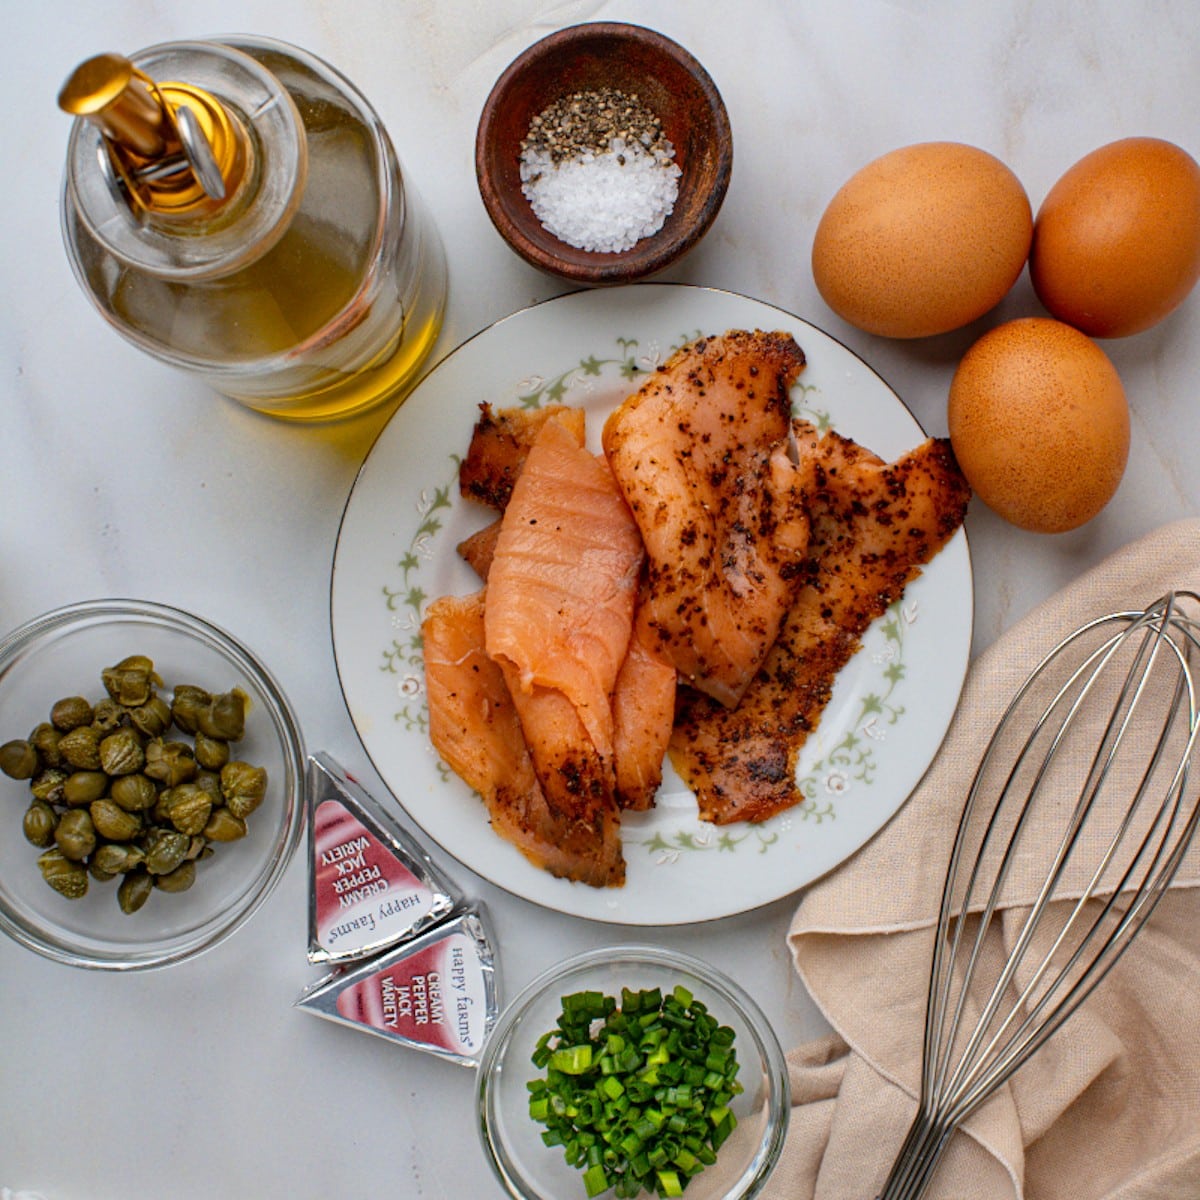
[{"x1": 878, "y1": 591, "x2": 1200, "y2": 1200}]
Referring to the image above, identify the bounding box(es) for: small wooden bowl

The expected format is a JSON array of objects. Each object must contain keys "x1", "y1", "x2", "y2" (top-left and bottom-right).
[{"x1": 476, "y1": 23, "x2": 733, "y2": 285}]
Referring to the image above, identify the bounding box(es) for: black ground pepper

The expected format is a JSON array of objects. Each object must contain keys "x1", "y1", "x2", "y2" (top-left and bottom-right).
[{"x1": 521, "y1": 87, "x2": 670, "y2": 168}]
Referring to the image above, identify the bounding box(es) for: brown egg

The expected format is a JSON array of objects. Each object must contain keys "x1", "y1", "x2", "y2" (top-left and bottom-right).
[
  {"x1": 1030, "y1": 137, "x2": 1200, "y2": 337},
  {"x1": 947, "y1": 318, "x2": 1129, "y2": 533},
  {"x1": 811, "y1": 142, "x2": 1032, "y2": 338}
]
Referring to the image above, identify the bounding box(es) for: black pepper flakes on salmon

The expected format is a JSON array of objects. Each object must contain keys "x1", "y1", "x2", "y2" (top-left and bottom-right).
[
  {"x1": 602, "y1": 330, "x2": 810, "y2": 709},
  {"x1": 670, "y1": 421, "x2": 970, "y2": 825}
]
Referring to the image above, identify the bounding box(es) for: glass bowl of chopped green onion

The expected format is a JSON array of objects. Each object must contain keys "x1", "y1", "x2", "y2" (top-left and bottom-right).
[
  {"x1": 478, "y1": 945, "x2": 789, "y2": 1199},
  {"x1": 0, "y1": 599, "x2": 306, "y2": 970}
]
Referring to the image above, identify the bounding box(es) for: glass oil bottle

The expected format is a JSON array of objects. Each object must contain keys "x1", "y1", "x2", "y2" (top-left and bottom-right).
[{"x1": 59, "y1": 37, "x2": 447, "y2": 421}]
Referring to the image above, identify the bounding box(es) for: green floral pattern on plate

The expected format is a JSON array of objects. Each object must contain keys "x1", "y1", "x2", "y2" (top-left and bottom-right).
[{"x1": 380, "y1": 467, "x2": 457, "y2": 738}]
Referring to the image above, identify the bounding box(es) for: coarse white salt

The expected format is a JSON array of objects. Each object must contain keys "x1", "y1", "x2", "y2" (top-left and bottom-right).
[{"x1": 520, "y1": 136, "x2": 682, "y2": 254}]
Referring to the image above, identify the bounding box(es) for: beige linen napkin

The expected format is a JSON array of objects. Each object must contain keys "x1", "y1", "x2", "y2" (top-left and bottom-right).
[{"x1": 768, "y1": 518, "x2": 1200, "y2": 1200}]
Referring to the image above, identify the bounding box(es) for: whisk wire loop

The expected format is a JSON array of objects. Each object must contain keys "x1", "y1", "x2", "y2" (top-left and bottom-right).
[
  {"x1": 922, "y1": 613, "x2": 1140, "y2": 1118},
  {"x1": 877, "y1": 593, "x2": 1200, "y2": 1200},
  {"x1": 935, "y1": 604, "x2": 1195, "y2": 1119}
]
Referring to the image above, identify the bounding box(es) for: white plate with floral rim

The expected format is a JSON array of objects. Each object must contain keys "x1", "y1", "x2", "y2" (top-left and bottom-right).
[{"x1": 330, "y1": 284, "x2": 973, "y2": 925}]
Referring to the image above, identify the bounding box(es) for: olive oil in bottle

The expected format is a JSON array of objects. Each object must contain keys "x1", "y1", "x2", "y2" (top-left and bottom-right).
[{"x1": 59, "y1": 37, "x2": 446, "y2": 421}]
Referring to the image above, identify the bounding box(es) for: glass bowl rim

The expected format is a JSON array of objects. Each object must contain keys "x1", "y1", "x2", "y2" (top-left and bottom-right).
[
  {"x1": 477, "y1": 942, "x2": 791, "y2": 1200},
  {"x1": 0, "y1": 596, "x2": 306, "y2": 971}
]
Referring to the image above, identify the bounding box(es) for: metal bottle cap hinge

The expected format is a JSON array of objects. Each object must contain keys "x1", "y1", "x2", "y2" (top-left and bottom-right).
[{"x1": 58, "y1": 52, "x2": 246, "y2": 215}]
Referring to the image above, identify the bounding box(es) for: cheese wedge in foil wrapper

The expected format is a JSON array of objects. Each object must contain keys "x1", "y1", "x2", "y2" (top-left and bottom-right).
[
  {"x1": 294, "y1": 906, "x2": 501, "y2": 1067},
  {"x1": 306, "y1": 753, "x2": 461, "y2": 965}
]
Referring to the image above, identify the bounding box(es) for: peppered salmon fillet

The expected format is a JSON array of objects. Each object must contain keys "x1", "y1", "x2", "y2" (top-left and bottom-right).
[
  {"x1": 602, "y1": 330, "x2": 810, "y2": 709},
  {"x1": 670, "y1": 424, "x2": 971, "y2": 824},
  {"x1": 422, "y1": 591, "x2": 624, "y2": 886},
  {"x1": 458, "y1": 402, "x2": 587, "y2": 510},
  {"x1": 485, "y1": 415, "x2": 644, "y2": 761}
]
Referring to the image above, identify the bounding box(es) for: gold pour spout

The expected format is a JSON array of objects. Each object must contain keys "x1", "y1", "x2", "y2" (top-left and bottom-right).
[{"x1": 58, "y1": 52, "x2": 249, "y2": 216}]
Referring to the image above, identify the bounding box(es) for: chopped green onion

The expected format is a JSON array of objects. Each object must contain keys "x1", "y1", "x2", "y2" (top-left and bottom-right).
[
  {"x1": 551, "y1": 1044, "x2": 595, "y2": 1074},
  {"x1": 528, "y1": 985, "x2": 742, "y2": 1197},
  {"x1": 656, "y1": 1169, "x2": 684, "y2": 1197},
  {"x1": 710, "y1": 1106, "x2": 737, "y2": 1151},
  {"x1": 583, "y1": 1164, "x2": 610, "y2": 1198}
]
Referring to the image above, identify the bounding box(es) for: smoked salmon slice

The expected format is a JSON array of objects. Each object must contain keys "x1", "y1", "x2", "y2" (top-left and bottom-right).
[
  {"x1": 603, "y1": 330, "x2": 810, "y2": 709},
  {"x1": 497, "y1": 666, "x2": 625, "y2": 886},
  {"x1": 611, "y1": 596, "x2": 678, "y2": 811},
  {"x1": 485, "y1": 415, "x2": 644, "y2": 761},
  {"x1": 422, "y1": 591, "x2": 624, "y2": 886},
  {"x1": 457, "y1": 518, "x2": 501, "y2": 581},
  {"x1": 670, "y1": 425, "x2": 971, "y2": 824}
]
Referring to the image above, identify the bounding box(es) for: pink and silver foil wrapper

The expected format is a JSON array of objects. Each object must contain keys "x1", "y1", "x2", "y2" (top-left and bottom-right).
[
  {"x1": 294, "y1": 906, "x2": 501, "y2": 1067},
  {"x1": 306, "y1": 752, "x2": 461, "y2": 965}
]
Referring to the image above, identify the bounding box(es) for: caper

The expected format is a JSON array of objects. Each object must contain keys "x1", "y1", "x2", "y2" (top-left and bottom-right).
[
  {"x1": 38, "y1": 849, "x2": 88, "y2": 899},
  {"x1": 54, "y1": 808, "x2": 97, "y2": 861},
  {"x1": 170, "y1": 685, "x2": 210, "y2": 735},
  {"x1": 185, "y1": 835, "x2": 209, "y2": 861},
  {"x1": 89, "y1": 862, "x2": 117, "y2": 883},
  {"x1": 109, "y1": 773, "x2": 157, "y2": 813},
  {"x1": 202, "y1": 807, "x2": 247, "y2": 842},
  {"x1": 144, "y1": 738, "x2": 196, "y2": 786},
  {"x1": 90, "y1": 696, "x2": 126, "y2": 734},
  {"x1": 30, "y1": 767, "x2": 68, "y2": 804},
  {"x1": 22, "y1": 800, "x2": 58, "y2": 848},
  {"x1": 101, "y1": 657, "x2": 159, "y2": 707},
  {"x1": 63, "y1": 770, "x2": 109, "y2": 806},
  {"x1": 160, "y1": 783, "x2": 212, "y2": 836},
  {"x1": 221, "y1": 761, "x2": 268, "y2": 819},
  {"x1": 153, "y1": 860, "x2": 196, "y2": 894},
  {"x1": 117, "y1": 870, "x2": 153, "y2": 914},
  {"x1": 116, "y1": 654, "x2": 158, "y2": 675},
  {"x1": 143, "y1": 828, "x2": 190, "y2": 875},
  {"x1": 193, "y1": 730, "x2": 229, "y2": 771},
  {"x1": 194, "y1": 770, "x2": 222, "y2": 803},
  {"x1": 58, "y1": 725, "x2": 103, "y2": 771},
  {"x1": 152, "y1": 786, "x2": 173, "y2": 824},
  {"x1": 99, "y1": 728, "x2": 144, "y2": 776},
  {"x1": 0, "y1": 739, "x2": 38, "y2": 780},
  {"x1": 90, "y1": 798, "x2": 142, "y2": 841},
  {"x1": 197, "y1": 690, "x2": 246, "y2": 742},
  {"x1": 127, "y1": 694, "x2": 172, "y2": 739},
  {"x1": 92, "y1": 842, "x2": 145, "y2": 875},
  {"x1": 50, "y1": 696, "x2": 94, "y2": 732},
  {"x1": 29, "y1": 722, "x2": 63, "y2": 768}
]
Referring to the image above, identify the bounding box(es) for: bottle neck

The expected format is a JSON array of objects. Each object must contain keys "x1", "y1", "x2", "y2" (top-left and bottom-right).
[{"x1": 63, "y1": 40, "x2": 307, "y2": 281}]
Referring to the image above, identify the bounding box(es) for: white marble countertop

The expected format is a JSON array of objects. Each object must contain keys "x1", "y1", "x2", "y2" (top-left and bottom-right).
[{"x1": 2, "y1": 2, "x2": 1198, "y2": 1196}]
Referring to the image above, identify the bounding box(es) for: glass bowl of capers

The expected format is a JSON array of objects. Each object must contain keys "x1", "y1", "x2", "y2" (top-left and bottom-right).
[{"x1": 0, "y1": 599, "x2": 305, "y2": 970}]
